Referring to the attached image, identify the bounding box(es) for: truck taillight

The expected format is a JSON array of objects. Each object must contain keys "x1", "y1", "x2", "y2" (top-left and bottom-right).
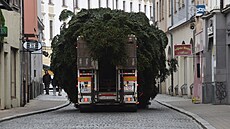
[
  {"x1": 84, "y1": 98, "x2": 88, "y2": 102},
  {"x1": 127, "y1": 97, "x2": 132, "y2": 102}
]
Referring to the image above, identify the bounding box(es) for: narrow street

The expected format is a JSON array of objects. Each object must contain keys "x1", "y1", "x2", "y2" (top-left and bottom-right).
[{"x1": 0, "y1": 101, "x2": 202, "y2": 129}]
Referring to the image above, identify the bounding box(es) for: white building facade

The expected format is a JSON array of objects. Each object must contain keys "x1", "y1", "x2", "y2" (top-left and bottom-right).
[
  {"x1": 41, "y1": 0, "x2": 74, "y2": 66},
  {"x1": 74, "y1": 0, "x2": 153, "y2": 20},
  {"x1": 41, "y1": 0, "x2": 154, "y2": 66}
]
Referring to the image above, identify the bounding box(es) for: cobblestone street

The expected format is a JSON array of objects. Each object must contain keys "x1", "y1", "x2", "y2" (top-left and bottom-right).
[{"x1": 0, "y1": 101, "x2": 202, "y2": 129}]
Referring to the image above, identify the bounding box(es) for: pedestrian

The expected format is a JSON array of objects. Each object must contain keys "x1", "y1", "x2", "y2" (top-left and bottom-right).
[
  {"x1": 52, "y1": 75, "x2": 57, "y2": 96},
  {"x1": 58, "y1": 85, "x2": 62, "y2": 96},
  {"x1": 43, "y1": 70, "x2": 51, "y2": 95}
]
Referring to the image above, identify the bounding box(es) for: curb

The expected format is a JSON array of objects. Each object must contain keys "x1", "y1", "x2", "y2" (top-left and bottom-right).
[
  {"x1": 155, "y1": 100, "x2": 216, "y2": 129},
  {"x1": 0, "y1": 101, "x2": 71, "y2": 123}
]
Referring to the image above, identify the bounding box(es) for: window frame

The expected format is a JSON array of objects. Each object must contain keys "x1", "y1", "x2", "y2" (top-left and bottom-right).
[
  {"x1": 123, "y1": 1, "x2": 125, "y2": 11},
  {"x1": 49, "y1": 20, "x2": 53, "y2": 40},
  {"x1": 130, "y1": 2, "x2": 133, "y2": 12},
  {"x1": 62, "y1": 0, "x2": 67, "y2": 7}
]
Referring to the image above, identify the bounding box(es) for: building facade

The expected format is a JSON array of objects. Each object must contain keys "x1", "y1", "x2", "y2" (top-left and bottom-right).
[
  {"x1": 74, "y1": 0, "x2": 153, "y2": 19},
  {"x1": 0, "y1": 0, "x2": 43, "y2": 109},
  {"x1": 0, "y1": 0, "x2": 21, "y2": 109},
  {"x1": 22, "y1": 0, "x2": 44, "y2": 105},
  {"x1": 156, "y1": 0, "x2": 230, "y2": 104},
  {"x1": 202, "y1": 0, "x2": 230, "y2": 104},
  {"x1": 30, "y1": 0, "x2": 44, "y2": 99},
  {"x1": 41, "y1": 0, "x2": 154, "y2": 67},
  {"x1": 41, "y1": 0, "x2": 74, "y2": 67},
  {"x1": 155, "y1": 0, "x2": 195, "y2": 97}
]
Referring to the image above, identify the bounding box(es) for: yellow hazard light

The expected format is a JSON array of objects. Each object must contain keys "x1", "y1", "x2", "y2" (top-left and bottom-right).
[
  {"x1": 78, "y1": 77, "x2": 91, "y2": 82},
  {"x1": 123, "y1": 76, "x2": 137, "y2": 81}
]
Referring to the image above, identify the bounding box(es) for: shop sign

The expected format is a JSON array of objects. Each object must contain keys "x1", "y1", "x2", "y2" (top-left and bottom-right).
[
  {"x1": 174, "y1": 44, "x2": 192, "y2": 56},
  {"x1": 196, "y1": 5, "x2": 206, "y2": 16},
  {"x1": 23, "y1": 41, "x2": 42, "y2": 52}
]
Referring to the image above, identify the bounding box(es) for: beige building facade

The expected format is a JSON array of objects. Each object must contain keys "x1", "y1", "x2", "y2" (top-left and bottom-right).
[
  {"x1": 0, "y1": 8, "x2": 21, "y2": 109},
  {"x1": 155, "y1": 0, "x2": 196, "y2": 98}
]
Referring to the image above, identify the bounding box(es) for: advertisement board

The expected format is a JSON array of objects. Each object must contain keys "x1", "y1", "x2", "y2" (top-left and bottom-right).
[{"x1": 174, "y1": 44, "x2": 192, "y2": 56}]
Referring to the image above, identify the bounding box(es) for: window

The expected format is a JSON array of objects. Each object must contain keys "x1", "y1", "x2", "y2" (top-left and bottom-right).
[
  {"x1": 182, "y1": 0, "x2": 185, "y2": 7},
  {"x1": 197, "y1": 63, "x2": 200, "y2": 78},
  {"x1": 174, "y1": 0, "x2": 177, "y2": 13},
  {"x1": 159, "y1": 0, "x2": 161, "y2": 20},
  {"x1": 106, "y1": 0, "x2": 109, "y2": 8},
  {"x1": 75, "y1": 0, "x2": 78, "y2": 8},
  {"x1": 139, "y1": 4, "x2": 141, "y2": 12},
  {"x1": 150, "y1": 6, "x2": 152, "y2": 17},
  {"x1": 178, "y1": 0, "x2": 181, "y2": 9},
  {"x1": 11, "y1": 48, "x2": 17, "y2": 98},
  {"x1": 34, "y1": 70, "x2": 36, "y2": 77},
  {"x1": 157, "y1": 2, "x2": 158, "y2": 21},
  {"x1": 99, "y1": 0, "x2": 101, "y2": 7},
  {"x1": 116, "y1": 0, "x2": 118, "y2": 9},
  {"x1": 123, "y1": 1, "x2": 125, "y2": 11},
  {"x1": 168, "y1": 0, "x2": 171, "y2": 16},
  {"x1": 162, "y1": 0, "x2": 164, "y2": 19},
  {"x1": 11, "y1": 0, "x2": 19, "y2": 7},
  {"x1": 130, "y1": 2, "x2": 133, "y2": 12},
  {"x1": 88, "y1": 0, "x2": 90, "y2": 9},
  {"x1": 49, "y1": 0, "x2": 52, "y2": 4},
  {"x1": 144, "y1": 5, "x2": 146, "y2": 14},
  {"x1": 62, "y1": 0, "x2": 66, "y2": 6},
  {"x1": 49, "y1": 20, "x2": 53, "y2": 40}
]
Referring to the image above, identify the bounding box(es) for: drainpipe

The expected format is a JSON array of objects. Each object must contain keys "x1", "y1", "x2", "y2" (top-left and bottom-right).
[
  {"x1": 20, "y1": 0, "x2": 26, "y2": 106},
  {"x1": 168, "y1": 0, "x2": 174, "y2": 96}
]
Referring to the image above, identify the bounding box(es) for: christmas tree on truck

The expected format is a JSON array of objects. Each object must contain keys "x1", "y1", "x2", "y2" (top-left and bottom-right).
[{"x1": 51, "y1": 8, "x2": 173, "y2": 111}]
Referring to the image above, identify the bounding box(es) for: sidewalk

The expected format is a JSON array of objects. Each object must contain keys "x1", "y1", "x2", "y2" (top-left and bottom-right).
[
  {"x1": 0, "y1": 90, "x2": 70, "y2": 122},
  {"x1": 155, "y1": 94, "x2": 230, "y2": 129}
]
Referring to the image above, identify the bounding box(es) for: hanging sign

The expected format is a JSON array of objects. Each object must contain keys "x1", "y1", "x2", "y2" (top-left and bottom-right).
[
  {"x1": 23, "y1": 41, "x2": 42, "y2": 52},
  {"x1": 196, "y1": 5, "x2": 206, "y2": 16},
  {"x1": 174, "y1": 44, "x2": 192, "y2": 56}
]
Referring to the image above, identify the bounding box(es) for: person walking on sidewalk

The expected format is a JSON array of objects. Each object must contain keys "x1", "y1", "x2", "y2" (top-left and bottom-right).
[
  {"x1": 52, "y1": 75, "x2": 57, "y2": 96},
  {"x1": 43, "y1": 70, "x2": 51, "y2": 95}
]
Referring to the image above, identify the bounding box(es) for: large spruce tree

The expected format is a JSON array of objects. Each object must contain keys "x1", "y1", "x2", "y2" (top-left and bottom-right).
[{"x1": 51, "y1": 8, "x2": 170, "y2": 107}]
